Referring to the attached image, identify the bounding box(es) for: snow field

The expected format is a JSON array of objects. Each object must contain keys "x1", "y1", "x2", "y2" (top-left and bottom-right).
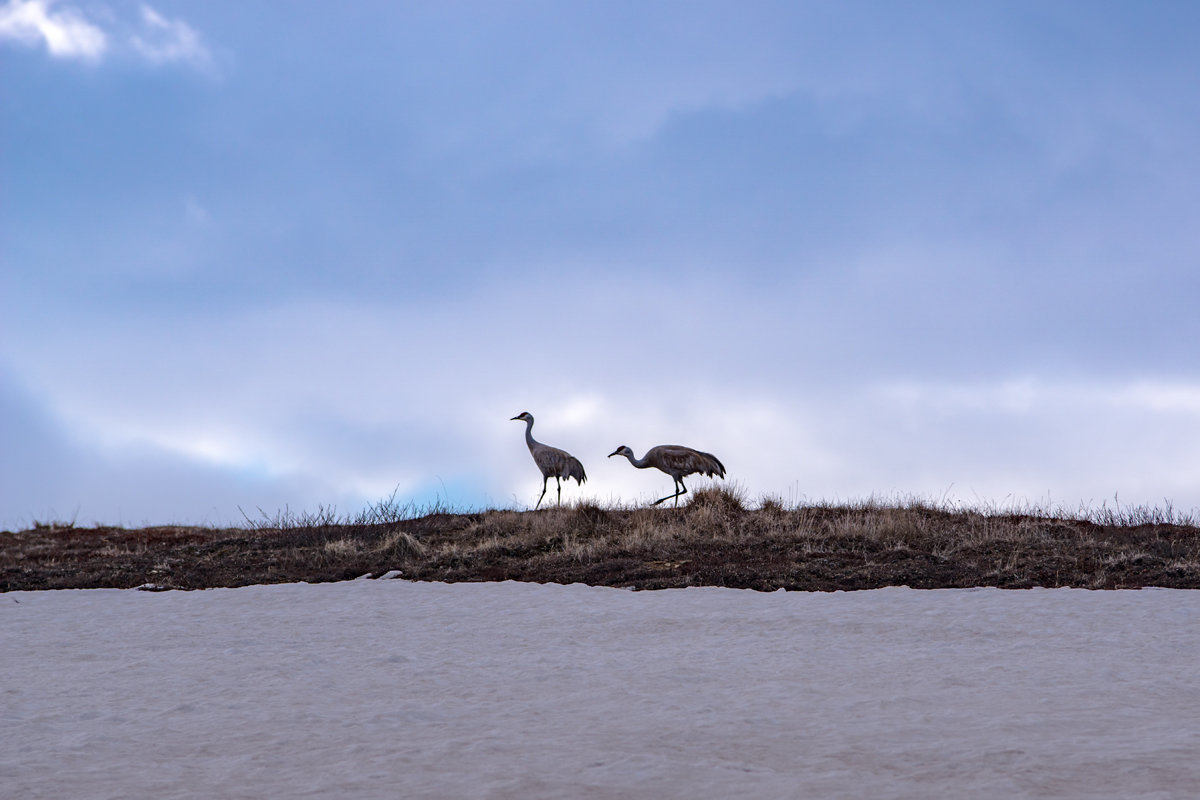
[{"x1": 3, "y1": 581, "x2": 1199, "y2": 799}]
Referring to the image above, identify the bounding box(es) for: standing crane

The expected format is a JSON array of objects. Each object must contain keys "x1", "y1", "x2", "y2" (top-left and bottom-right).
[
  {"x1": 608, "y1": 444, "x2": 726, "y2": 506},
  {"x1": 511, "y1": 412, "x2": 587, "y2": 509}
]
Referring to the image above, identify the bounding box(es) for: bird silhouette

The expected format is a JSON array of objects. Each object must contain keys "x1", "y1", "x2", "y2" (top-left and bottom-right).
[
  {"x1": 608, "y1": 444, "x2": 726, "y2": 506},
  {"x1": 511, "y1": 412, "x2": 587, "y2": 509}
]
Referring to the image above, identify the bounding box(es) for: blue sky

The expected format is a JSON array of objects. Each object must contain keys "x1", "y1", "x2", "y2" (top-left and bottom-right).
[{"x1": 3, "y1": 1, "x2": 1199, "y2": 528}]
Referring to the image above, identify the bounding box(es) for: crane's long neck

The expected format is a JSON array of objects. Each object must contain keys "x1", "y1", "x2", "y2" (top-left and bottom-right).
[
  {"x1": 624, "y1": 451, "x2": 651, "y2": 469},
  {"x1": 524, "y1": 417, "x2": 539, "y2": 451}
]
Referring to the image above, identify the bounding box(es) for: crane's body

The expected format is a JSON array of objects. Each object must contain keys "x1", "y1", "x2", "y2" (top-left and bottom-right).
[
  {"x1": 608, "y1": 444, "x2": 726, "y2": 506},
  {"x1": 511, "y1": 412, "x2": 587, "y2": 509}
]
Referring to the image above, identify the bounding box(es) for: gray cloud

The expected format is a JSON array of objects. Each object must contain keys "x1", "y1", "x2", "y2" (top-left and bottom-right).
[{"x1": 0, "y1": 370, "x2": 373, "y2": 531}]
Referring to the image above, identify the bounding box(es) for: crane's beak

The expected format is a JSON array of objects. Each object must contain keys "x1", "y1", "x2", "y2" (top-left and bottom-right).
[
  {"x1": 607, "y1": 449, "x2": 620, "y2": 458},
  {"x1": 510, "y1": 415, "x2": 521, "y2": 421}
]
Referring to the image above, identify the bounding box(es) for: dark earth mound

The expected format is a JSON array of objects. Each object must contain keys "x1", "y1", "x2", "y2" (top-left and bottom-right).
[{"x1": 5, "y1": 495, "x2": 1199, "y2": 591}]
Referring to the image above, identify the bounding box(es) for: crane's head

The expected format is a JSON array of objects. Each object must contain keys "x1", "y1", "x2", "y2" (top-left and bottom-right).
[
  {"x1": 511, "y1": 412, "x2": 533, "y2": 423},
  {"x1": 608, "y1": 445, "x2": 632, "y2": 459}
]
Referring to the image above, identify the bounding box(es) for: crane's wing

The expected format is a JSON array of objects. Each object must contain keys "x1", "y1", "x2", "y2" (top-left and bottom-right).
[
  {"x1": 534, "y1": 444, "x2": 588, "y2": 484},
  {"x1": 657, "y1": 446, "x2": 726, "y2": 479}
]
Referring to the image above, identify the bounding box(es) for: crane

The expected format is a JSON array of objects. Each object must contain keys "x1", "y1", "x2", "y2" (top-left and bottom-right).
[
  {"x1": 511, "y1": 412, "x2": 587, "y2": 509},
  {"x1": 608, "y1": 444, "x2": 726, "y2": 506}
]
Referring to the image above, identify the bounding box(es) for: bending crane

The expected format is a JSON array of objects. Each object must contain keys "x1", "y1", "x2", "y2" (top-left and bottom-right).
[
  {"x1": 608, "y1": 444, "x2": 726, "y2": 506},
  {"x1": 511, "y1": 412, "x2": 587, "y2": 509}
]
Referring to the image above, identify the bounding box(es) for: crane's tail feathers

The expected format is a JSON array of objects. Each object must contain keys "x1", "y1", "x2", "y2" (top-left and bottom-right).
[{"x1": 701, "y1": 453, "x2": 726, "y2": 479}]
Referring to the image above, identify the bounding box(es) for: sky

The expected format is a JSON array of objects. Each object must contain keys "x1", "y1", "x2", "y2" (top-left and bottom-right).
[{"x1": 2, "y1": 1, "x2": 1199, "y2": 528}]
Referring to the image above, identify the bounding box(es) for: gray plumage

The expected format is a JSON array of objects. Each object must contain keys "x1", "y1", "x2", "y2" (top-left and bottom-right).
[
  {"x1": 511, "y1": 412, "x2": 587, "y2": 509},
  {"x1": 608, "y1": 444, "x2": 726, "y2": 506}
]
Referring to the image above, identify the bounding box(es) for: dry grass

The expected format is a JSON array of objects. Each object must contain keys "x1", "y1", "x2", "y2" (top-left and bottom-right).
[{"x1": 3, "y1": 489, "x2": 1199, "y2": 591}]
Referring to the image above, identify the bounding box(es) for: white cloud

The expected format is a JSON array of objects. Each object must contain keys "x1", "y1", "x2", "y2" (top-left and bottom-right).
[
  {"x1": 5, "y1": 280, "x2": 1200, "y2": 521},
  {"x1": 878, "y1": 378, "x2": 1200, "y2": 419},
  {"x1": 1109, "y1": 382, "x2": 1200, "y2": 415},
  {"x1": 0, "y1": 0, "x2": 107, "y2": 60},
  {"x1": 0, "y1": 1, "x2": 211, "y2": 67},
  {"x1": 130, "y1": 3, "x2": 209, "y2": 66}
]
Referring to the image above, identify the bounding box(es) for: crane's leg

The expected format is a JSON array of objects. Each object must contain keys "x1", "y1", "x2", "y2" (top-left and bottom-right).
[
  {"x1": 652, "y1": 479, "x2": 688, "y2": 506},
  {"x1": 536, "y1": 477, "x2": 548, "y2": 510},
  {"x1": 556, "y1": 476, "x2": 562, "y2": 506}
]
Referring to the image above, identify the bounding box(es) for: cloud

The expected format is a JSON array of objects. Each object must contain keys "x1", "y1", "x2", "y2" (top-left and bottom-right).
[
  {"x1": 0, "y1": 1, "x2": 210, "y2": 67},
  {"x1": 3, "y1": 3, "x2": 1198, "y2": 524},
  {"x1": 0, "y1": 0, "x2": 107, "y2": 60},
  {"x1": 184, "y1": 195, "x2": 212, "y2": 227},
  {"x1": 5, "y1": 289, "x2": 1199, "y2": 522},
  {"x1": 130, "y1": 3, "x2": 209, "y2": 66}
]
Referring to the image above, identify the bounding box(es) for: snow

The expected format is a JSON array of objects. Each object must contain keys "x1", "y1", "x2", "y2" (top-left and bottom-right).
[{"x1": 3, "y1": 581, "x2": 1199, "y2": 799}]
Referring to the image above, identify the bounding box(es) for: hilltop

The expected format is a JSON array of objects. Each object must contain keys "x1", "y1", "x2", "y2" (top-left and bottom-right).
[{"x1": 4, "y1": 490, "x2": 1199, "y2": 592}]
